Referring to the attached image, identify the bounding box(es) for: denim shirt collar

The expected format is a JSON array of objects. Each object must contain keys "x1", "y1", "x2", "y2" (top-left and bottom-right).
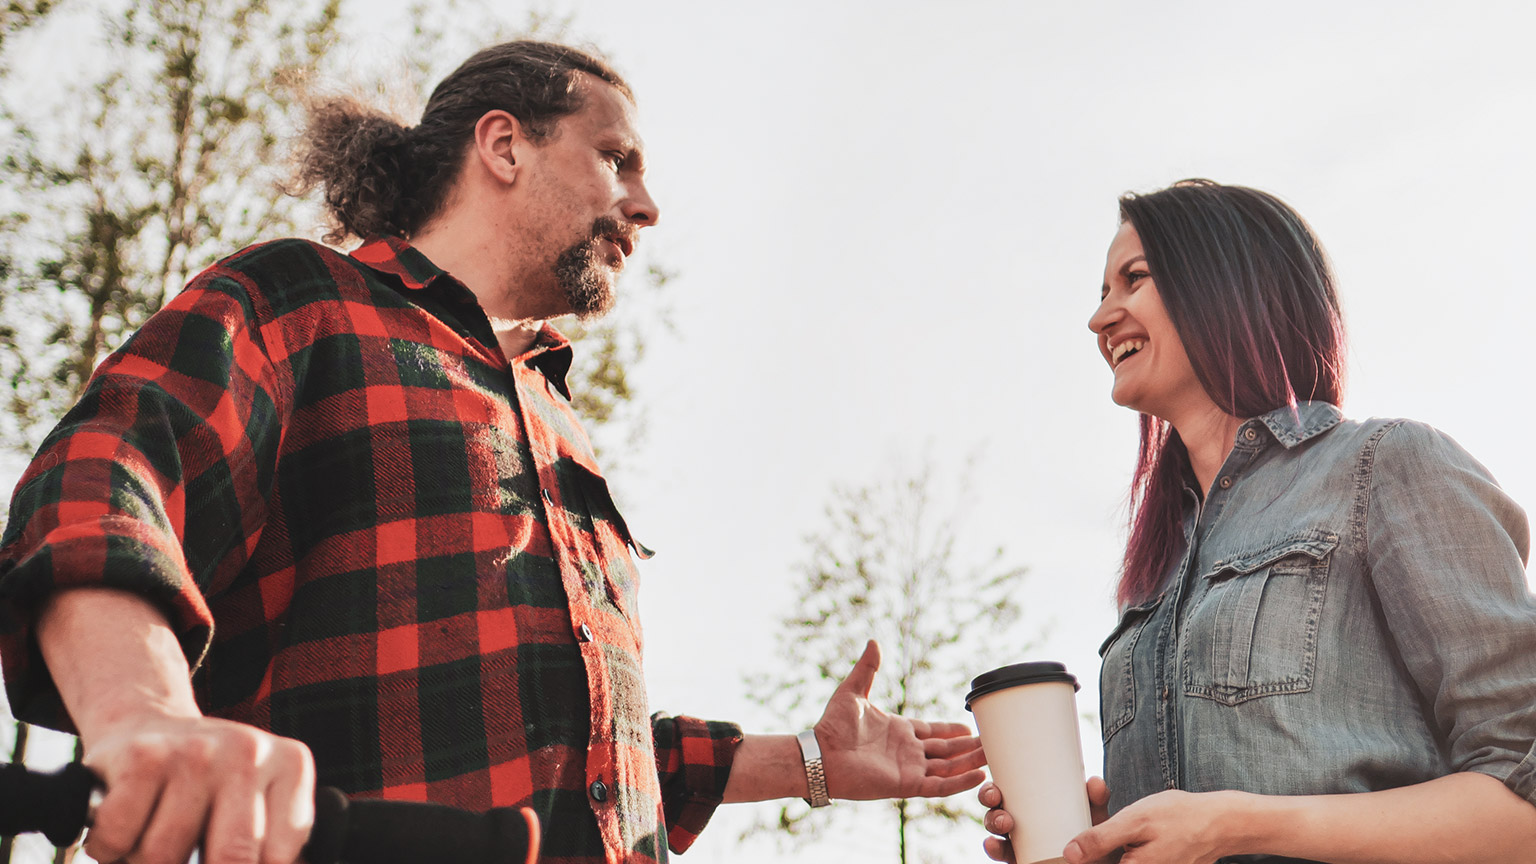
[{"x1": 1252, "y1": 401, "x2": 1343, "y2": 449}]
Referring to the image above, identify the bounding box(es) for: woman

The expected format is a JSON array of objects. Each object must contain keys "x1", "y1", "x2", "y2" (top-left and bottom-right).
[{"x1": 980, "y1": 180, "x2": 1536, "y2": 864}]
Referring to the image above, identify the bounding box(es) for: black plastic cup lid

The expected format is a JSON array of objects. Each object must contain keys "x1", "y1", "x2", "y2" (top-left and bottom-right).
[{"x1": 964, "y1": 661, "x2": 1078, "y2": 711}]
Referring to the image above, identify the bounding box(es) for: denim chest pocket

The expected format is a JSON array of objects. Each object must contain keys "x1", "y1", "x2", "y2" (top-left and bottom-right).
[
  {"x1": 1181, "y1": 532, "x2": 1337, "y2": 706},
  {"x1": 1099, "y1": 597, "x2": 1161, "y2": 745}
]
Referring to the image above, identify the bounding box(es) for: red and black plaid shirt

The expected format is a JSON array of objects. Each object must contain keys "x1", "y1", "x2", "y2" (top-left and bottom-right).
[{"x1": 0, "y1": 237, "x2": 741, "y2": 863}]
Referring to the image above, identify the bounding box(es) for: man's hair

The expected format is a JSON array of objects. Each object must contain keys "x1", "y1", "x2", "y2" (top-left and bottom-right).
[
  {"x1": 1115, "y1": 179, "x2": 1347, "y2": 606},
  {"x1": 293, "y1": 40, "x2": 632, "y2": 243}
]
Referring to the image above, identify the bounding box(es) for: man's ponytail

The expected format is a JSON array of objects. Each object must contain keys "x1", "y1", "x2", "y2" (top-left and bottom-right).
[
  {"x1": 290, "y1": 41, "x2": 632, "y2": 245},
  {"x1": 292, "y1": 97, "x2": 435, "y2": 243}
]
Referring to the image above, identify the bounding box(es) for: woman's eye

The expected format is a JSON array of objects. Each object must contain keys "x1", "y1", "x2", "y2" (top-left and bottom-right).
[{"x1": 1126, "y1": 270, "x2": 1150, "y2": 287}]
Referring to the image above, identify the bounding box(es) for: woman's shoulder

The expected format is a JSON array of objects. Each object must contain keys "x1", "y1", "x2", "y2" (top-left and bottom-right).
[{"x1": 1327, "y1": 415, "x2": 1483, "y2": 469}]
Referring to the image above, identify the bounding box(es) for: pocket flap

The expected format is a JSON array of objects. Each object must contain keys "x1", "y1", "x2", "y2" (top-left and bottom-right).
[
  {"x1": 1200, "y1": 530, "x2": 1338, "y2": 581},
  {"x1": 1099, "y1": 595, "x2": 1163, "y2": 656}
]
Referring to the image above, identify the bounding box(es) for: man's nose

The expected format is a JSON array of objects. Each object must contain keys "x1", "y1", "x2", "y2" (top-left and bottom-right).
[{"x1": 625, "y1": 180, "x2": 659, "y2": 227}]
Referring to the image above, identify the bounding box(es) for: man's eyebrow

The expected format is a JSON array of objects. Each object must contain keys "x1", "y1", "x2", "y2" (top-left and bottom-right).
[{"x1": 603, "y1": 136, "x2": 646, "y2": 169}]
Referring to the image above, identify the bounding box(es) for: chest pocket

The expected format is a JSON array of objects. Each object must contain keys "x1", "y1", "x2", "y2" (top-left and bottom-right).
[
  {"x1": 1099, "y1": 596, "x2": 1162, "y2": 745},
  {"x1": 1180, "y1": 532, "x2": 1337, "y2": 706}
]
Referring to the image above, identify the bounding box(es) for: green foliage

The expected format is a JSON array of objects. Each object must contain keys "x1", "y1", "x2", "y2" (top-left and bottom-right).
[
  {"x1": 0, "y1": 0, "x2": 345, "y2": 455},
  {"x1": 745, "y1": 457, "x2": 1030, "y2": 863},
  {"x1": 0, "y1": 1, "x2": 664, "y2": 468}
]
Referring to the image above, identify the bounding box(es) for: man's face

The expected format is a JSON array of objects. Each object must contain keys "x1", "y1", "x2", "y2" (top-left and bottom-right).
[{"x1": 517, "y1": 77, "x2": 658, "y2": 321}]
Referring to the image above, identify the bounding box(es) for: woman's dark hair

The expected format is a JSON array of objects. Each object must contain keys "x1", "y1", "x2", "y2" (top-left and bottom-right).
[
  {"x1": 293, "y1": 40, "x2": 631, "y2": 243},
  {"x1": 1116, "y1": 180, "x2": 1346, "y2": 606}
]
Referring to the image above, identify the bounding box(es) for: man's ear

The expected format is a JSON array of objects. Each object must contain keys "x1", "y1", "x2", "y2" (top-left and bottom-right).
[{"x1": 473, "y1": 110, "x2": 527, "y2": 186}]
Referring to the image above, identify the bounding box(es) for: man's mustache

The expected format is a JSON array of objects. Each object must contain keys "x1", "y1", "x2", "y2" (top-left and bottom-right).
[{"x1": 590, "y1": 217, "x2": 638, "y2": 257}]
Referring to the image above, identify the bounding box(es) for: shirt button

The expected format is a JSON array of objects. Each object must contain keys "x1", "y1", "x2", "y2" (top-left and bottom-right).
[
  {"x1": 541, "y1": 488, "x2": 554, "y2": 504},
  {"x1": 578, "y1": 623, "x2": 594, "y2": 642},
  {"x1": 1218, "y1": 476, "x2": 1233, "y2": 489},
  {"x1": 589, "y1": 779, "x2": 608, "y2": 802}
]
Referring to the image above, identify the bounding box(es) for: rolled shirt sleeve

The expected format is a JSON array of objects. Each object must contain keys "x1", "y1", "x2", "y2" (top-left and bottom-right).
[
  {"x1": 0, "y1": 271, "x2": 283, "y2": 731},
  {"x1": 650, "y1": 712, "x2": 743, "y2": 853},
  {"x1": 1365, "y1": 420, "x2": 1536, "y2": 803}
]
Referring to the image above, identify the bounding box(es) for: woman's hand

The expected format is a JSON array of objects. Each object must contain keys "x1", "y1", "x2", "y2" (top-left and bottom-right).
[
  {"x1": 981, "y1": 776, "x2": 1110, "y2": 863},
  {"x1": 1062, "y1": 788, "x2": 1249, "y2": 864}
]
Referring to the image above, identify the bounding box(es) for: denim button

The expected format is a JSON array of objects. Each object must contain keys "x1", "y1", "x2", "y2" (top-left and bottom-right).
[
  {"x1": 1219, "y1": 476, "x2": 1233, "y2": 489},
  {"x1": 589, "y1": 779, "x2": 608, "y2": 802},
  {"x1": 1244, "y1": 428, "x2": 1258, "y2": 441},
  {"x1": 578, "y1": 623, "x2": 594, "y2": 642}
]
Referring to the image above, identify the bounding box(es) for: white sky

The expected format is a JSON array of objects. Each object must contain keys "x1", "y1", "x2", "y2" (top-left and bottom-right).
[{"x1": 4, "y1": 1, "x2": 1536, "y2": 862}]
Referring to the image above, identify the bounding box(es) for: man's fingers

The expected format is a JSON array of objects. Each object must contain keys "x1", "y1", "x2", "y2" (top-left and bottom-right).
[
  {"x1": 833, "y1": 639, "x2": 881, "y2": 698},
  {"x1": 203, "y1": 779, "x2": 264, "y2": 864},
  {"x1": 922, "y1": 744, "x2": 987, "y2": 778},
  {"x1": 81, "y1": 770, "x2": 163, "y2": 863},
  {"x1": 915, "y1": 767, "x2": 986, "y2": 797},
  {"x1": 921, "y1": 733, "x2": 981, "y2": 758},
  {"x1": 261, "y1": 742, "x2": 316, "y2": 864},
  {"x1": 132, "y1": 764, "x2": 215, "y2": 864},
  {"x1": 911, "y1": 719, "x2": 975, "y2": 741}
]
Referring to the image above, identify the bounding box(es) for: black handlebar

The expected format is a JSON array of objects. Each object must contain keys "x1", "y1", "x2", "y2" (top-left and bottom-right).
[{"x1": 0, "y1": 762, "x2": 540, "y2": 864}]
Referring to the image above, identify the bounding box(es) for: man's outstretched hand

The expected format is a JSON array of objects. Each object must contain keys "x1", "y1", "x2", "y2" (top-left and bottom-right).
[{"x1": 815, "y1": 640, "x2": 987, "y2": 800}]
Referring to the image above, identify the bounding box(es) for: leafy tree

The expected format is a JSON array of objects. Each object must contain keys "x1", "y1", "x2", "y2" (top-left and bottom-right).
[
  {"x1": 0, "y1": 1, "x2": 662, "y2": 465},
  {"x1": 746, "y1": 458, "x2": 1031, "y2": 864},
  {"x1": 0, "y1": 0, "x2": 346, "y2": 456}
]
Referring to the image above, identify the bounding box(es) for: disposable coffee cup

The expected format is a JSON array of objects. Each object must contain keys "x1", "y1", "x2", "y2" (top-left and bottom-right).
[{"x1": 965, "y1": 661, "x2": 1091, "y2": 864}]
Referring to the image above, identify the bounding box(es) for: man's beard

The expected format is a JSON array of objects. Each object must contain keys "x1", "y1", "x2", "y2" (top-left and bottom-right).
[{"x1": 554, "y1": 217, "x2": 634, "y2": 321}]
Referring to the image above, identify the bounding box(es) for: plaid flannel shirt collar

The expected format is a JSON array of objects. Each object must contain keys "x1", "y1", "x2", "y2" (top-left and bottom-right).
[{"x1": 349, "y1": 236, "x2": 576, "y2": 400}]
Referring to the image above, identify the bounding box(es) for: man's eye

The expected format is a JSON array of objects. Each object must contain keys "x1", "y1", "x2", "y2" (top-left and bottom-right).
[{"x1": 604, "y1": 152, "x2": 624, "y2": 169}]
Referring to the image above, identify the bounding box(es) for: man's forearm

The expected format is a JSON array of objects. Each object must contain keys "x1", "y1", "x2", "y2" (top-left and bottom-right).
[
  {"x1": 36, "y1": 586, "x2": 316, "y2": 864},
  {"x1": 721, "y1": 734, "x2": 808, "y2": 803},
  {"x1": 37, "y1": 586, "x2": 202, "y2": 741}
]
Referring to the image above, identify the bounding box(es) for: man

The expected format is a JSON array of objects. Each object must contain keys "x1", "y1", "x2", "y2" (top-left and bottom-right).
[{"x1": 0, "y1": 41, "x2": 985, "y2": 864}]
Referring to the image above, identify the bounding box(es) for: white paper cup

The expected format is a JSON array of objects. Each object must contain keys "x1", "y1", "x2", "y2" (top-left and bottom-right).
[{"x1": 965, "y1": 662, "x2": 1091, "y2": 864}]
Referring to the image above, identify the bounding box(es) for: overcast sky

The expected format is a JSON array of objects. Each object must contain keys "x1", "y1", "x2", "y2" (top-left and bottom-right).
[{"x1": 5, "y1": 2, "x2": 1535, "y2": 863}]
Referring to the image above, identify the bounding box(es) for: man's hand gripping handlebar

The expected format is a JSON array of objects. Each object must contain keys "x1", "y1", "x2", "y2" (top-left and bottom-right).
[{"x1": 0, "y1": 761, "x2": 540, "y2": 864}]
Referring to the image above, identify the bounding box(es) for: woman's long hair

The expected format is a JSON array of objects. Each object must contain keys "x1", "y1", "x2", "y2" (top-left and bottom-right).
[{"x1": 1116, "y1": 180, "x2": 1346, "y2": 606}]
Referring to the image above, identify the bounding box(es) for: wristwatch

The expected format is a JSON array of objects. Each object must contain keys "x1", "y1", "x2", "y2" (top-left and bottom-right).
[{"x1": 796, "y1": 729, "x2": 830, "y2": 808}]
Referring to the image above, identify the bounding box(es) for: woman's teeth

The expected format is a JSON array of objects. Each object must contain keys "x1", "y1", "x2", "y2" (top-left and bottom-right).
[{"x1": 1111, "y1": 339, "x2": 1145, "y2": 366}]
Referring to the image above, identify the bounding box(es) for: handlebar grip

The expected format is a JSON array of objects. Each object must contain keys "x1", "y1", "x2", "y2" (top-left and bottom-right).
[
  {"x1": 0, "y1": 762, "x2": 541, "y2": 864},
  {"x1": 0, "y1": 761, "x2": 96, "y2": 847},
  {"x1": 305, "y1": 787, "x2": 540, "y2": 864}
]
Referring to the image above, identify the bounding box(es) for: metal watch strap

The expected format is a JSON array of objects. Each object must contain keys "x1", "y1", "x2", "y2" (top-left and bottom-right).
[{"x1": 796, "y1": 729, "x2": 830, "y2": 808}]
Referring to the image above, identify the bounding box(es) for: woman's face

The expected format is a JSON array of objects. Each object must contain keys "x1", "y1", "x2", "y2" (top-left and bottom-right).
[{"x1": 1088, "y1": 222, "x2": 1215, "y2": 425}]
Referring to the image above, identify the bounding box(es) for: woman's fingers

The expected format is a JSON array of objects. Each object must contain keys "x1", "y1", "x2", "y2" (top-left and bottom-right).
[{"x1": 982, "y1": 834, "x2": 1017, "y2": 863}]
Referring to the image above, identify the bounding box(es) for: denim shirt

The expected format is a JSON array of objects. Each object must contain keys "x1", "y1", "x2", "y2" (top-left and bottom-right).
[{"x1": 1099, "y1": 403, "x2": 1536, "y2": 863}]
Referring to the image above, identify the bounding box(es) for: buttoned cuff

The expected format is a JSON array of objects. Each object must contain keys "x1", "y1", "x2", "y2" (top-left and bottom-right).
[
  {"x1": 651, "y1": 712, "x2": 743, "y2": 853},
  {"x1": 1498, "y1": 737, "x2": 1536, "y2": 806},
  {"x1": 0, "y1": 518, "x2": 215, "y2": 733}
]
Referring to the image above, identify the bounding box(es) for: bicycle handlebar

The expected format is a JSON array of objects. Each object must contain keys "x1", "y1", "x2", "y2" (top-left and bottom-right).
[{"x1": 0, "y1": 762, "x2": 540, "y2": 864}]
